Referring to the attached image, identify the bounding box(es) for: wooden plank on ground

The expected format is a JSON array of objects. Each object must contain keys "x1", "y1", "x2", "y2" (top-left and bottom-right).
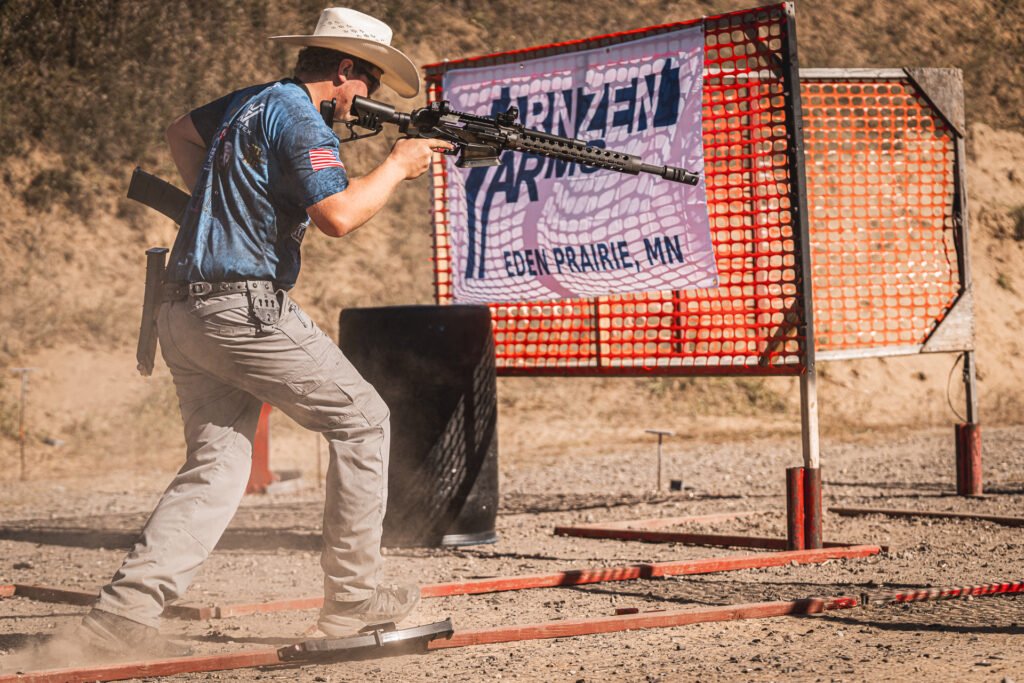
[
  {"x1": 568, "y1": 511, "x2": 770, "y2": 530},
  {"x1": 421, "y1": 564, "x2": 649, "y2": 598},
  {"x1": 215, "y1": 596, "x2": 323, "y2": 618},
  {"x1": 0, "y1": 595, "x2": 863, "y2": 681},
  {"x1": 647, "y1": 545, "x2": 883, "y2": 577},
  {"x1": 553, "y1": 527, "x2": 792, "y2": 549},
  {"x1": 429, "y1": 596, "x2": 860, "y2": 649},
  {"x1": 11, "y1": 585, "x2": 213, "y2": 620},
  {"x1": 0, "y1": 649, "x2": 281, "y2": 683},
  {"x1": 9, "y1": 543, "x2": 882, "y2": 621},
  {"x1": 14, "y1": 584, "x2": 95, "y2": 605},
  {"x1": 830, "y1": 506, "x2": 1024, "y2": 527}
]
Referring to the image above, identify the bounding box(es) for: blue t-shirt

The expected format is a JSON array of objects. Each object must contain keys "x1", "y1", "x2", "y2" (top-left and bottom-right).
[{"x1": 165, "y1": 80, "x2": 348, "y2": 290}]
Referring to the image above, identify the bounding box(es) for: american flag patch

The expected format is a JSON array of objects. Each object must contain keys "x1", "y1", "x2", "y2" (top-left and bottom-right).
[{"x1": 309, "y1": 148, "x2": 345, "y2": 171}]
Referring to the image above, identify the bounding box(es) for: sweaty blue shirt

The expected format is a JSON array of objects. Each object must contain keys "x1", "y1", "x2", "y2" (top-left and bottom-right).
[{"x1": 165, "y1": 80, "x2": 348, "y2": 290}]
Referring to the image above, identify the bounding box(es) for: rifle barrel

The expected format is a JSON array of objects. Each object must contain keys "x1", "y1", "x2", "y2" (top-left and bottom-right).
[{"x1": 640, "y1": 163, "x2": 701, "y2": 185}]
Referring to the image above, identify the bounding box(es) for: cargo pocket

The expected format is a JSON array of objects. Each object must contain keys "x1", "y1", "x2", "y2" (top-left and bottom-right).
[
  {"x1": 279, "y1": 331, "x2": 333, "y2": 397},
  {"x1": 273, "y1": 301, "x2": 389, "y2": 428},
  {"x1": 330, "y1": 354, "x2": 390, "y2": 428}
]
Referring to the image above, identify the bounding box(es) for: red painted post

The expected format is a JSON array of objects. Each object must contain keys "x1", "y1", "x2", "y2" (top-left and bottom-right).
[
  {"x1": 803, "y1": 467, "x2": 822, "y2": 549},
  {"x1": 956, "y1": 423, "x2": 982, "y2": 496},
  {"x1": 245, "y1": 404, "x2": 277, "y2": 494},
  {"x1": 786, "y1": 467, "x2": 805, "y2": 550}
]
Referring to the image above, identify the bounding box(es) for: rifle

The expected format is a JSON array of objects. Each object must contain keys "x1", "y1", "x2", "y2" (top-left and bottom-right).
[{"x1": 340, "y1": 96, "x2": 700, "y2": 185}]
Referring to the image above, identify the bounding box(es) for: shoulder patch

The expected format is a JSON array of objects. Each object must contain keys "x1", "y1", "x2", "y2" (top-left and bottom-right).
[{"x1": 309, "y1": 149, "x2": 345, "y2": 171}]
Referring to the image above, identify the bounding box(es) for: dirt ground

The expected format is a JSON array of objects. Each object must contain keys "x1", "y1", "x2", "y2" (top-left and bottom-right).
[
  {"x1": 1, "y1": 423, "x2": 1022, "y2": 681},
  {"x1": 2, "y1": 2, "x2": 1023, "y2": 680}
]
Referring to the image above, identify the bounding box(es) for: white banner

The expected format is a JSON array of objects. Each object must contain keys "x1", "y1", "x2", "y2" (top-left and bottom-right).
[{"x1": 442, "y1": 25, "x2": 716, "y2": 304}]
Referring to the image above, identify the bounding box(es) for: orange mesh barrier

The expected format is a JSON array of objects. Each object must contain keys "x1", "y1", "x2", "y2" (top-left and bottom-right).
[
  {"x1": 426, "y1": 4, "x2": 810, "y2": 376},
  {"x1": 801, "y1": 75, "x2": 961, "y2": 354}
]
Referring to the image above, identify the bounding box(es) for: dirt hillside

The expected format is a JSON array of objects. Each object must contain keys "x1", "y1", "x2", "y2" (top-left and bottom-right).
[{"x1": 0, "y1": 0, "x2": 1022, "y2": 481}]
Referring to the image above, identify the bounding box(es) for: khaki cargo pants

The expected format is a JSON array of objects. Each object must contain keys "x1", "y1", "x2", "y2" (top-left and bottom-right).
[{"x1": 95, "y1": 291, "x2": 389, "y2": 628}]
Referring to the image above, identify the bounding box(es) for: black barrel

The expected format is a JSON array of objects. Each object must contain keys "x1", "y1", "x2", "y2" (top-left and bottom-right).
[{"x1": 338, "y1": 305, "x2": 498, "y2": 547}]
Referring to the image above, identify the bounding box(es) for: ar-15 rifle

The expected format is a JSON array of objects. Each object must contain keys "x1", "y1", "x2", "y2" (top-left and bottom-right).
[{"x1": 337, "y1": 96, "x2": 700, "y2": 186}]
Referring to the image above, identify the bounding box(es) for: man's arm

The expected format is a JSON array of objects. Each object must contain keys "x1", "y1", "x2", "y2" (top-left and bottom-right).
[
  {"x1": 307, "y1": 137, "x2": 452, "y2": 238},
  {"x1": 166, "y1": 114, "x2": 207, "y2": 191}
]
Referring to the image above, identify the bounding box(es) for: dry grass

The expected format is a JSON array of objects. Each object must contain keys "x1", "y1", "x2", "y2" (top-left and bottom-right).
[{"x1": 1, "y1": 1, "x2": 1022, "y2": 468}]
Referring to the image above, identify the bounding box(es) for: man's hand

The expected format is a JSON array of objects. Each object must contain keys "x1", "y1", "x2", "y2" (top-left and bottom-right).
[{"x1": 388, "y1": 138, "x2": 454, "y2": 179}]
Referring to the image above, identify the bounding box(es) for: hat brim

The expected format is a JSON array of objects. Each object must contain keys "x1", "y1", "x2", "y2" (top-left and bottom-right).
[{"x1": 270, "y1": 35, "x2": 419, "y2": 98}]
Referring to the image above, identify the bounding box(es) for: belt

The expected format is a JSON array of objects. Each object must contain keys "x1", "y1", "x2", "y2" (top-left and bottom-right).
[{"x1": 161, "y1": 279, "x2": 275, "y2": 302}]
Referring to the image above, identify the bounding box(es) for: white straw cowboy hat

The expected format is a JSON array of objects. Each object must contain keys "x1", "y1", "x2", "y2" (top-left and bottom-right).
[{"x1": 271, "y1": 8, "x2": 419, "y2": 98}]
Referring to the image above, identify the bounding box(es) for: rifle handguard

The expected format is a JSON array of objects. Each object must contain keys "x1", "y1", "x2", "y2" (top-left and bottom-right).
[{"x1": 509, "y1": 129, "x2": 643, "y2": 173}]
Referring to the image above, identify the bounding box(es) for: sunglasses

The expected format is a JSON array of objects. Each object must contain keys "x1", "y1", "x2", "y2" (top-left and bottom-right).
[{"x1": 351, "y1": 62, "x2": 381, "y2": 96}]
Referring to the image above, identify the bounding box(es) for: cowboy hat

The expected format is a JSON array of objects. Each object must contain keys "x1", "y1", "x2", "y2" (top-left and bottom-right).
[{"x1": 270, "y1": 8, "x2": 419, "y2": 97}]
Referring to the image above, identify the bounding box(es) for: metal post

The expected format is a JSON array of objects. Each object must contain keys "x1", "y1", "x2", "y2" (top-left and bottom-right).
[
  {"x1": 10, "y1": 367, "x2": 38, "y2": 481},
  {"x1": 782, "y1": 4, "x2": 822, "y2": 546},
  {"x1": 803, "y1": 466, "x2": 823, "y2": 549},
  {"x1": 953, "y1": 89, "x2": 980, "y2": 496},
  {"x1": 645, "y1": 429, "x2": 674, "y2": 491},
  {"x1": 956, "y1": 421, "x2": 982, "y2": 496},
  {"x1": 962, "y1": 351, "x2": 979, "y2": 424},
  {"x1": 786, "y1": 467, "x2": 805, "y2": 550}
]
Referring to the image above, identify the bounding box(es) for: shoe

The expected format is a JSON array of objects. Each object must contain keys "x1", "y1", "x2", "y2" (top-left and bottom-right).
[
  {"x1": 317, "y1": 583, "x2": 421, "y2": 637},
  {"x1": 77, "y1": 609, "x2": 194, "y2": 659}
]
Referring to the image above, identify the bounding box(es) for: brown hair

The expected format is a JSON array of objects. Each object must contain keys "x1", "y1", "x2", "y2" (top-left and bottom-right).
[{"x1": 293, "y1": 46, "x2": 378, "y2": 82}]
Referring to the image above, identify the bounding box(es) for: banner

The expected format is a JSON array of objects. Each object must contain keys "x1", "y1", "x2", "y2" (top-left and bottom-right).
[{"x1": 442, "y1": 25, "x2": 716, "y2": 304}]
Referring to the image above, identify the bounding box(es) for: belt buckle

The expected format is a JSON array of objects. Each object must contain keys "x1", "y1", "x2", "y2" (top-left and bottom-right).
[{"x1": 188, "y1": 282, "x2": 213, "y2": 297}]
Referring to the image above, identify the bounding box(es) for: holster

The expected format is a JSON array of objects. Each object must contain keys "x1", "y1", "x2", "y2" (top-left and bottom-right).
[
  {"x1": 247, "y1": 283, "x2": 282, "y2": 332},
  {"x1": 137, "y1": 247, "x2": 169, "y2": 376}
]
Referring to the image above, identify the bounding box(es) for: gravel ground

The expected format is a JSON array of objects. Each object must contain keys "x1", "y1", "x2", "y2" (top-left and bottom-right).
[{"x1": 0, "y1": 424, "x2": 1022, "y2": 681}]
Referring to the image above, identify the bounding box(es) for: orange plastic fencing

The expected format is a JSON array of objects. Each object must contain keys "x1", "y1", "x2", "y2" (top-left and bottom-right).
[
  {"x1": 802, "y1": 74, "x2": 961, "y2": 355},
  {"x1": 426, "y1": 4, "x2": 809, "y2": 376},
  {"x1": 423, "y1": 18, "x2": 966, "y2": 376},
  {"x1": 426, "y1": 8, "x2": 966, "y2": 376}
]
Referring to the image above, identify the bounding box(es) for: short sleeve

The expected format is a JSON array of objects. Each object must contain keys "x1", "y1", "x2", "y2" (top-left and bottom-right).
[
  {"x1": 190, "y1": 92, "x2": 237, "y2": 147},
  {"x1": 266, "y1": 92, "x2": 349, "y2": 209}
]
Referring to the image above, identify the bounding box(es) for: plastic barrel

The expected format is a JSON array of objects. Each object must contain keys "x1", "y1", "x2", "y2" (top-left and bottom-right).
[{"x1": 337, "y1": 305, "x2": 498, "y2": 547}]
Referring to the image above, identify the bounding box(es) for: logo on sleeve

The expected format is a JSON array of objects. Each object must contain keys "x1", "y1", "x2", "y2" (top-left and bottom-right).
[
  {"x1": 238, "y1": 101, "x2": 265, "y2": 133},
  {"x1": 309, "y1": 149, "x2": 345, "y2": 171}
]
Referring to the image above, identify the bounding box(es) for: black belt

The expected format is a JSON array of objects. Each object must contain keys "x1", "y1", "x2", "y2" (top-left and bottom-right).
[{"x1": 161, "y1": 279, "x2": 275, "y2": 302}]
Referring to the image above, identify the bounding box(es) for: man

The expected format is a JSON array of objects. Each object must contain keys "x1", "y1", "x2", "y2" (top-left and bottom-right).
[{"x1": 77, "y1": 8, "x2": 452, "y2": 656}]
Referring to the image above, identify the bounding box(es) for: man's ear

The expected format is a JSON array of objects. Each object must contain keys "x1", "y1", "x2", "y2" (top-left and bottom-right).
[{"x1": 336, "y1": 58, "x2": 354, "y2": 84}]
